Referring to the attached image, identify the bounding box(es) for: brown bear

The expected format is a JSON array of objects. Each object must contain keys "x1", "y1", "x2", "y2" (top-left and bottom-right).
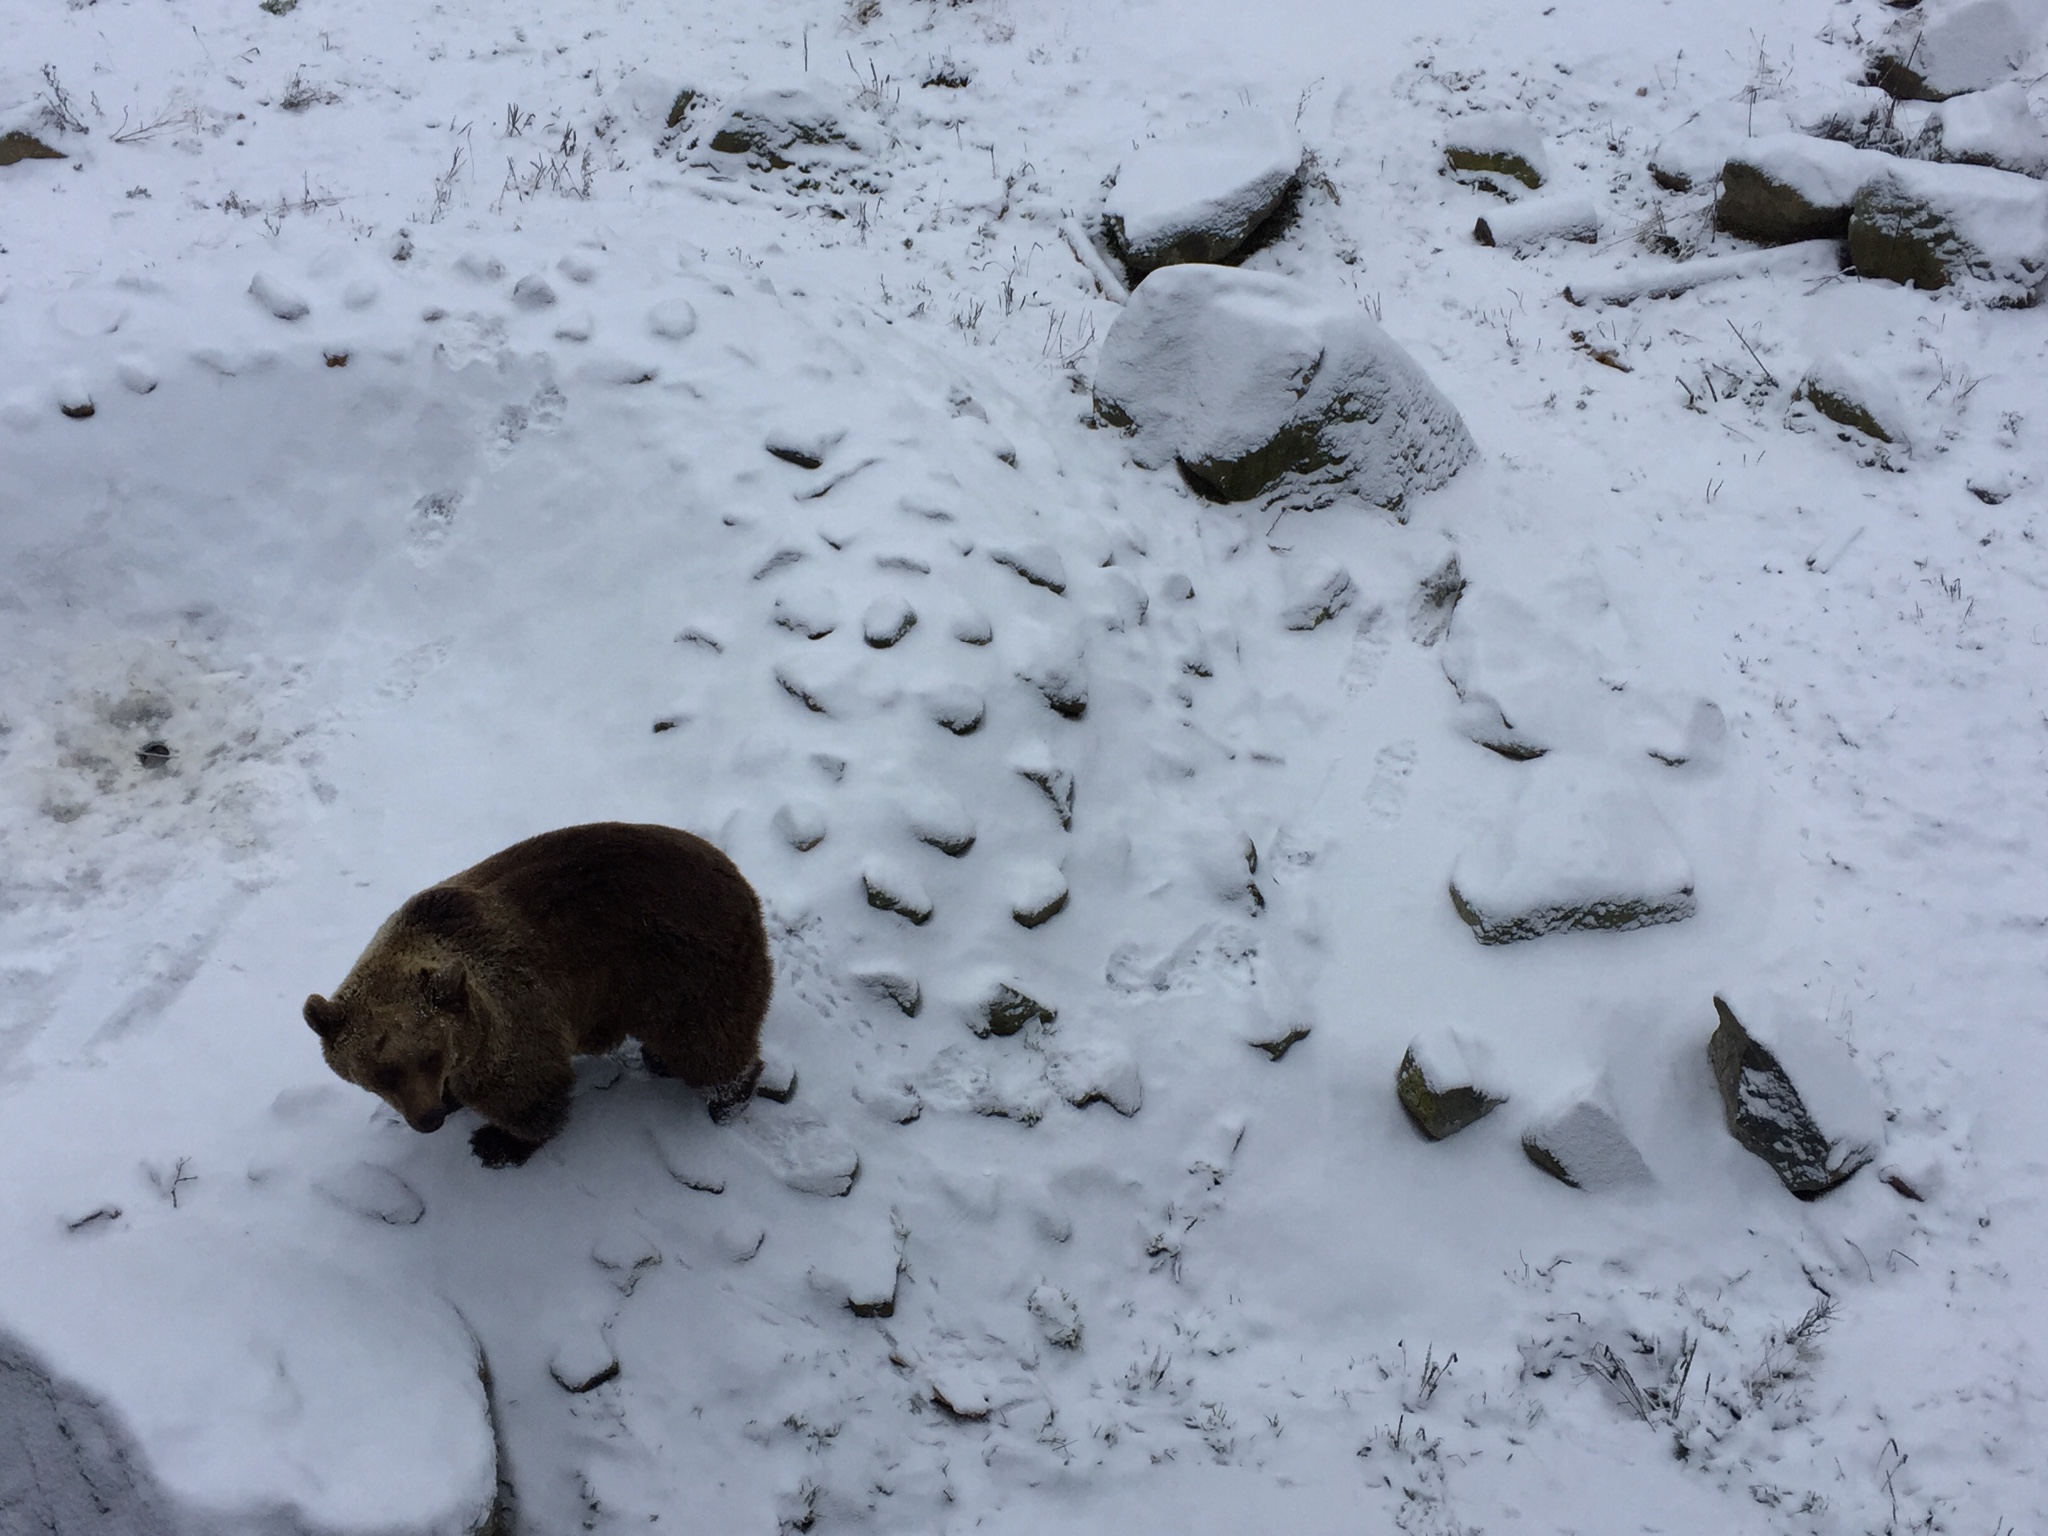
[{"x1": 304, "y1": 822, "x2": 773, "y2": 1168}]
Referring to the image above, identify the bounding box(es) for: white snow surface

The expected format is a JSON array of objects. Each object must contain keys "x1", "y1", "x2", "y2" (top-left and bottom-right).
[
  {"x1": 5, "y1": 0, "x2": 2048, "y2": 1533},
  {"x1": 1102, "y1": 113, "x2": 1303, "y2": 259}
]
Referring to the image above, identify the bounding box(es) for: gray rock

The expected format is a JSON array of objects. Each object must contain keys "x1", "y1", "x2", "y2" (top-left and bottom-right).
[
  {"x1": 1396, "y1": 1029, "x2": 1506, "y2": 1140},
  {"x1": 1868, "y1": 0, "x2": 2032, "y2": 101},
  {"x1": 1449, "y1": 761, "x2": 1696, "y2": 945},
  {"x1": 1409, "y1": 552, "x2": 1466, "y2": 646},
  {"x1": 1102, "y1": 115, "x2": 1304, "y2": 278},
  {"x1": 853, "y1": 965, "x2": 922, "y2": 1017},
  {"x1": 1094, "y1": 266, "x2": 1474, "y2": 514},
  {"x1": 1443, "y1": 114, "x2": 1550, "y2": 195},
  {"x1": 928, "y1": 685, "x2": 986, "y2": 736},
  {"x1": 861, "y1": 860, "x2": 933, "y2": 925},
  {"x1": 708, "y1": 87, "x2": 852, "y2": 169},
  {"x1": 0, "y1": 131, "x2": 66, "y2": 166},
  {"x1": 1849, "y1": 159, "x2": 2048, "y2": 304},
  {"x1": 1708, "y1": 993, "x2": 1881, "y2": 1198},
  {"x1": 1521, "y1": 1090, "x2": 1653, "y2": 1190},
  {"x1": 1917, "y1": 83, "x2": 2048, "y2": 177},
  {"x1": 1717, "y1": 134, "x2": 1886, "y2": 244},
  {"x1": 974, "y1": 984, "x2": 1056, "y2": 1039},
  {"x1": 1281, "y1": 562, "x2": 1355, "y2": 631}
]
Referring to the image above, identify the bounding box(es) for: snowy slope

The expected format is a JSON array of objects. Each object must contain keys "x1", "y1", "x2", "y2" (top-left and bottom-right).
[{"x1": 4, "y1": 0, "x2": 2047, "y2": 1533}]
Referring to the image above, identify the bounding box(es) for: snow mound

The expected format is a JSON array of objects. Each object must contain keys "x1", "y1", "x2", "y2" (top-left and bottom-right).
[
  {"x1": 1443, "y1": 112, "x2": 1551, "y2": 195},
  {"x1": 1094, "y1": 266, "x2": 1475, "y2": 512},
  {"x1": 1102, "y1": 114, "x2": 1304, "y2": 278},
  {"x1": 1, "y1": 1227, "x2": 496, "y2": 1536},
  {"x1": 1449, "y1": 759, "x2": 1696, "y2": 944}
]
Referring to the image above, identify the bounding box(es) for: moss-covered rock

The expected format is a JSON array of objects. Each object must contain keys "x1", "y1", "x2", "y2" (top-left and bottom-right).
[
  {"x1": 1716, "y1": 135, "x2": 1883, "y2": 244},
  {"x1": 1395, "y1": 1033, "x2": 1506, "y2": 1140},
  {"x1": 1848, "y1": 161, "x2": 2048, "y2": 304},
  {"x1": 975, "y1": 984, "x2": 1056, "y2": 1038}
]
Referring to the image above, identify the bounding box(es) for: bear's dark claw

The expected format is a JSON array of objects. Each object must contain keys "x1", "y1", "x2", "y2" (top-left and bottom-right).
[{"x1": 470, "y1": 1124, "x2": 541, "y2": 1168}]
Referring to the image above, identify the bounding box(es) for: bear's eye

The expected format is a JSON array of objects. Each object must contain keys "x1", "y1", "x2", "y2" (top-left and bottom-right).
[{"x1": 371, "y1": 1066, "x2": 403, "y2": 1094}]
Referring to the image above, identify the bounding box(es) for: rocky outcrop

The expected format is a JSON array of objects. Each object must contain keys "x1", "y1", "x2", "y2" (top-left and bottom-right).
[
  {"x1": 1708, "y1": 993, "x2": 1882, "y2": 1198},
  {"x1": 1094, "y1": 266, "x2": 1474, "y2": 513},
  {"x1": 1102, "y1": 115, "x2": 1304, "y2": 278},
  {"x1": 709, "y1": 87, "x2": 854, "y2": 169}
]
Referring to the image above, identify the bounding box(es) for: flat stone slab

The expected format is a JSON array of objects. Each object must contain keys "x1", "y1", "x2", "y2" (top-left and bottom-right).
[{"x1": 1450, "y1": 760, "x2": 1695, "y2": 944}]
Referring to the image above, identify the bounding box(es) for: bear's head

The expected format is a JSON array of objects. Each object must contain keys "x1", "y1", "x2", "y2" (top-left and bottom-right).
[{"x1": 305, "y1": 957, "x2": 469, "y2": 1134}]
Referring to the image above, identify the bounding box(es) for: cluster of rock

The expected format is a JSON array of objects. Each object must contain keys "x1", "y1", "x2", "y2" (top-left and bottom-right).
[
  {"x1": 1084, "y1": 115, "x2": 1476, "y2": 512},
  {"x1": 1396, "y1": 994, "x2": 1882, "y2": 1198},
  {"x1": 1718, "y1": 0, "x2": 2048, "y2": 306}
]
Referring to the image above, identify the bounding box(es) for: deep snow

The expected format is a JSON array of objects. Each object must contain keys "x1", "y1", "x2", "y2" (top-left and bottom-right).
[{"x1": 4, "y1": 0, "x2": 2047, "y2": 1533}]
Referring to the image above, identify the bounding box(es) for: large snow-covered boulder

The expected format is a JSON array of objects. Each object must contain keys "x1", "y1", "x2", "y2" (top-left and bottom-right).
[
  {"x1": 1848, "y1": 157, "x2": 2048, "y2": 303},
  {"x1": 1921, "y1": 83, "x2": 2048, "y2": 176},
  {"x1": 0, "y1": 1224, "x2": 499, "y2": 1536},
  {"x1": 1709, "y1": 993, "x2": 1883, "y2": 1198},
  {"x1": 1869, "y1": 0, "x2": 2034, "y2": 101},
  {"x1": 1102, "y1": 115, "x2": 1304, "y2": 278},
  {"x1": 1093, "y1": 266, "x2": 1475, "y2": 513},
  {"x1": 1717, "y1": 134, "x2": 1889, "y2": 244},
  {"x1": 1449, "y1": 759, "x2": 1695, "y2": 944}
]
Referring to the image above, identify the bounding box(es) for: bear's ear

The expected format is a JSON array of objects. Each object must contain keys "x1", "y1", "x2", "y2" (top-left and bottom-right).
[
  {"x1": 426, "y1": 963, "x2": 468, "y2": 1014},
  {"x1": 304, "y1": 994, "x2": 346, "y2": 1040}
]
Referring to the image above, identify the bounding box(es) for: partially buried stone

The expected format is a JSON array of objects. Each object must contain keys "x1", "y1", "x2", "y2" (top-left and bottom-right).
[
  {"x1": 1707, "y1": 993, "x2": 1880, "y2": 1199},
  {"x1": 1520, "y1": 1090, "x2": 1653, "y2": 1190},
  {"x1": 862, "y1": 861, "x2": 933, "y2": 926},
  {"x1": 863, "y1": 597, "x2": 917, "y2": 648},
  {"x1": 1395, "y1": 1029, "x2": 1506, "y2": 1140},
  {"x1": 976, "y1": 984, "x2": 1056, "y2": 1038}
]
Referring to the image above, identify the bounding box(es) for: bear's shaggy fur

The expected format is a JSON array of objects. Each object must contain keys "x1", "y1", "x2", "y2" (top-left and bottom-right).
[{"x1": 305, "y1": 822, "x2": 772, "y2": 1167}]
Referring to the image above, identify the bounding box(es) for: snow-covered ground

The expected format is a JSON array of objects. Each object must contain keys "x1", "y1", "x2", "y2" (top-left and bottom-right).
[{"x1": 4, "y1": 0, "x2": 2047, "y2": 1531}]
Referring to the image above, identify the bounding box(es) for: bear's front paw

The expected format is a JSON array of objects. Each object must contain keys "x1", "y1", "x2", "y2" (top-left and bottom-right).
[{"x1": 470, "y1": 1124, "x2": 541, "y2": 1168}]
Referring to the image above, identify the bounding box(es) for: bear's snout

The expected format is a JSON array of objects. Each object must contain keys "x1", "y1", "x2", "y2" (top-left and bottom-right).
[{"x1": 408, "y1": 1107, "x2": 448, "y2": 1134}]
